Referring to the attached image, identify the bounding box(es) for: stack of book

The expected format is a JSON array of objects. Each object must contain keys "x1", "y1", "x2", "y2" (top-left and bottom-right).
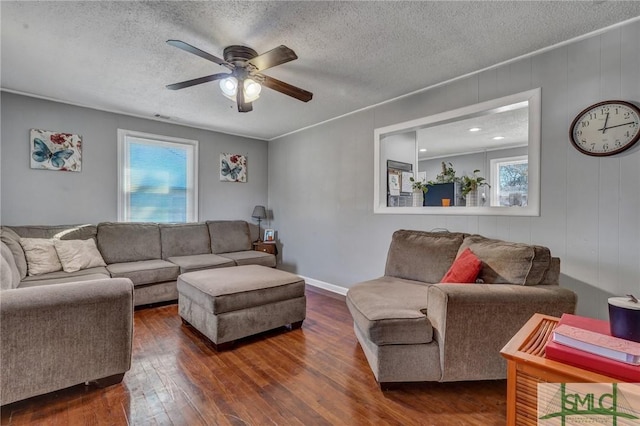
[{"x1": 545, "y1": 313, "x2": 640, "y2": 382}]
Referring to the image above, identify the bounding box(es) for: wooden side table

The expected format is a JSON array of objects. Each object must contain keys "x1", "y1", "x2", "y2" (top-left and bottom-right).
[
  {"x1": 253, "y1": 241, "x2": 278, "y2": 255},
  {"x1": 500, "y1": 313, "x2": 620, "y2": 426}
]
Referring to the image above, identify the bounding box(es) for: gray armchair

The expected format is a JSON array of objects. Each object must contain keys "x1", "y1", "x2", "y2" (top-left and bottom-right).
[{"x1": 346, "y1": 230, "x2": 577, "y2": 386}]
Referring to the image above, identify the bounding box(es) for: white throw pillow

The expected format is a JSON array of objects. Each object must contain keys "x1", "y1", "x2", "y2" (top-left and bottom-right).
[
  {"x1": 19, "y1": 238, "x2": 63, "y2": 276},
  {"x1": 54, "y1": 239, "x2": 106, "y2": 273}
]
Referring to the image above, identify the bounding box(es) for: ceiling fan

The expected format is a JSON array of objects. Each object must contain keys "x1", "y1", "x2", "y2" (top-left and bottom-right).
[{"x1": 166, "y1": 40, "x2": 313, "y2": 113}]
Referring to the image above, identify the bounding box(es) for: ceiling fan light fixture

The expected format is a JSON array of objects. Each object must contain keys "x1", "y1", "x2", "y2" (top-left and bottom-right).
[
  {"x1": 167, "y1": 40, "x2": 312, "y2": 111},
  {"x1": 219, "y1": 76, "x2": 238, "y2": 100},
  {"x1": 243, "y1": 78, "x2": 262, "y2": 102}
]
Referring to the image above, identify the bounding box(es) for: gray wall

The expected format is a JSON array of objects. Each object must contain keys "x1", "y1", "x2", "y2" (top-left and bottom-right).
[
  {"x1": 381, "y1": 132, "x2": 416, "y2": 168},
  {"x1": 268, "y1": 21, "x2": 640, "y2": 319},
  {"x1": 1, "y1": 92, "x2": 269, "y2": 225}
]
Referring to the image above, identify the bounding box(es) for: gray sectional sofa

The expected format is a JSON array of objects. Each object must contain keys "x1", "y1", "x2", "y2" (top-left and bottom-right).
[
  {"x1": 1, "y1": 220, "x2": 275, "y2": 306},
  {"x1": 0, "y1": 275, "x2": 134, "y2": 406},
  {"x1": 346, "y1": 230, "x2": 577, "y2": 387},
  {"x1": 0, "y1": 220, "x2": 274, "y2": 405}
]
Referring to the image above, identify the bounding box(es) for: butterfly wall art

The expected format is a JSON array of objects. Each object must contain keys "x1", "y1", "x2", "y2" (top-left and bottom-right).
[
  {"x1": 220, "y1": 153, "x2": 247, "y2": 182},
  {"x1": 30, "y1": 129, "x2": 82, "y2": 172}
]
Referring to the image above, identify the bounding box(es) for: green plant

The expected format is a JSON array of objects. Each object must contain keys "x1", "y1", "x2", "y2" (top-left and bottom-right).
[
  {"x1": 461, "y1": 170, "x2": 490, "y2": 197},
  {"x1": 428, "y1": 161, "x2": 458, "y2": 185},
  {"x1": 409, "y1": 177, "x2": 429, "y2": 193}
]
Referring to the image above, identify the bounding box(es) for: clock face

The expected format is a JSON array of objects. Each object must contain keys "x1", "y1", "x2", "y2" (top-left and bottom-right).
[{"x1": 570, "y1": 100, "x2": 640, "y2": 156}]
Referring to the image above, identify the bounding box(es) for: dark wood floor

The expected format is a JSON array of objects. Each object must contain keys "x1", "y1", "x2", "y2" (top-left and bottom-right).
[{"x1": 1, "y1": 290, "x2": 507, "y2": 425}]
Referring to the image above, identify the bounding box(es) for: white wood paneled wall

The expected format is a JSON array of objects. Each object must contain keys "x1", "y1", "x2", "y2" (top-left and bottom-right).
[
  {"x1": 269, "y1": 21, "x2": 640, "y2": 319},
  {"x1": 447, "y1": 23, "x2": 640, "y2": 316}
]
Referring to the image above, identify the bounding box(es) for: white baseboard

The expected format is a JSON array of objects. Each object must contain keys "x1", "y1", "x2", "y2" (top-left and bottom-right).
[{"x1": 300, "y1": 276, "x2": 348, "y2": 296}]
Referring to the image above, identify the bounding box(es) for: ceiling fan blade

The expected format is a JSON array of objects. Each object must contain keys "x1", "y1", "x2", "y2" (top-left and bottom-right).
[
  {"x1": 166, "y1": 40, "x2": 232, "y2": 69},
  {"x1": 260, "y1": 75, "x2": 313, "y2": 102},
  {"x1": 247, "y1": 45, "x2": 297, "y2": 72},
  {"x1": 237, "y1": 87, "x2": 253, "y2": 113},
  {"x1": 166, "y1": 73, "x2": 230, "y2": 90}
]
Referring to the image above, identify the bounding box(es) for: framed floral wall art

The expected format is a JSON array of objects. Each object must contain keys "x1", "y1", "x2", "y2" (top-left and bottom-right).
[
  {"x1": 30, "y1": 129, "x2": 82, "y2": 172},
  {"x1": 220, "y1": 153, "x2": 247, "y2": 182}
]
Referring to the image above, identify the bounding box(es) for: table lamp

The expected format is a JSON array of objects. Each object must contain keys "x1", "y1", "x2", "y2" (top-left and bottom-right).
[{"x1": 251, "y1": 205, "x2": 267, "y2": 242}]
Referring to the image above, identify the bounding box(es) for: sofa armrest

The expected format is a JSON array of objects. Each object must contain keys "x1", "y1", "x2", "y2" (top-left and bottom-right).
[
  {"x1": 0, "y1": 278, "x2": 134, "y2": 405},
  {"x1": 426, "y1": 283, "x2": 576, "y2": 382}
]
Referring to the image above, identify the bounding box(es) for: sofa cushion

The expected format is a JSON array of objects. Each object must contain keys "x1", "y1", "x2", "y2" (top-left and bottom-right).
[
  {"x1": 457, "y1": 235, "x2": 551, "y2": 285},
  {"x1": 168, "y1": 254, "x2": 235, "y2": 273},
  {"x1": 106, "y1": 260, "x2": 179, "y2": 287},
  {"x1": 20, "y1": 238, "x2": 63, "y2": 276},
  {"x1": 7, "y1": 224, "x2": 97, "y2": 240},
  {"x1": 346, "y1": 276, "x2": 433, "y2": 345},
  {"x1": 540, "y1": 257, "x2": 561, "y2": 286},
  {"x1": 219, "y1": 251, "x2": 276, "y2": 267},
  {"x1": 207, "y1": 221, "x2": 251, "y2": 254},
  {"x1": 97, "y1": 222, "x2": 161, "y2": 264},
  {"x1": 440, "y1": 248, "x2": 482, "y2": 284},
  {"x1": 1, "y1": 241, "x2": 21, "y2": 290},
  {"x1": 18, "y1": 273, "x2": 111, "y2": 288},
  {"x1": 54, "y1": 239, "x2": 106, "y2": 272},
  {"x1": 21, "y1": 266, "x2": 110, "y2": 283},
  {"x1": 1, "y1": 227, "x2": 27, "y2": 279},
  {"x1": 385, "y1": 230, "x2": 465, "y2": 283},
  {"x1": 160, "y1": 223, "x2": 211, "y2": 259}
]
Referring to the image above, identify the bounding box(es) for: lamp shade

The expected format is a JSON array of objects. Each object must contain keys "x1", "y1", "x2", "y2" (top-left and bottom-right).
[
  {"x1": 251, "y1": 205, "x2": 267, "y2": 219},
  {"x1": 219, "y1": 77, "x2": 261, "y2": 103},
  {"x1": 243, "y1": 78, "x2": 262, "y2": 102},
  {"x1": 219, "y1": 76, "x2": 238, "y2": 99}
]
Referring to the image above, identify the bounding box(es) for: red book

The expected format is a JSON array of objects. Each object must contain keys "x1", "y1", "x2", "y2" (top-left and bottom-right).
[{"x1": 545, "y1": 313, "x2": 640, "y2": 382}]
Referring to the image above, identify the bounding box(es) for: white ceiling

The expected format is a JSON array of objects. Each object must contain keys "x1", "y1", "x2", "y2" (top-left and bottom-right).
[
  {"x1": 2, "y1": 2, "x2": 640, "y2": 141},
  {"x1": 417, "y1": 106, "x2": 529, "y2": 160}
]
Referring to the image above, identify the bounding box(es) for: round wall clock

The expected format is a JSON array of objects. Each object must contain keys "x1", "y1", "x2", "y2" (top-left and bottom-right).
[{"x1": 570, "y1": 100, "x2": 640, "y2": 156}]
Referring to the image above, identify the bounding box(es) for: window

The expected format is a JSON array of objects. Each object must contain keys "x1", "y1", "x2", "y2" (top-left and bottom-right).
[
  {"x1": 374, "y1": 88, "x2": 541, "y2": 216},
  {"x1": 118, "y1": 129, "x2": 198, "y2": 223},
  {"x1": 490, "y1": 155, "x2": 528, "y2": 207}
]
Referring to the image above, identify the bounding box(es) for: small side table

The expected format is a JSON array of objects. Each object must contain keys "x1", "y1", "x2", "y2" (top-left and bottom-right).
[
  {"x1": 253, "y1": 241, "x2": 278, "y2": 255},
  {"x1": 500, "y1": 313, "x2": 619, "y2": 426}
]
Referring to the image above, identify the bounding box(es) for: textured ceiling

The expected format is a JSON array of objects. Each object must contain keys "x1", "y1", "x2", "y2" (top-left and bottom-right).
[
  {"x1": 417, "y1": 107, "x2": 529, "y2": 160},
  {"x1": 2, "y1": 1, "x2": 640, "y2": 140}
]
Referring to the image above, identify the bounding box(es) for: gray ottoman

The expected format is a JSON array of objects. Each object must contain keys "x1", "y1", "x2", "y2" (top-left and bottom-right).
[{"x1": 177, "y1": 265, "x2": 306, "y2": 350}]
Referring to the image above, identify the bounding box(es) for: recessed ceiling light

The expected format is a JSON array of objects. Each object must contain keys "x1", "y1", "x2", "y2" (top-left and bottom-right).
[
  {"x1": 419, "y1": 148, "x2": 427, "y2": 152},
  {"x1": 469, "y1": 127, "x2": 481, "y2": 132},
  {"x1": 493, "y1": 136, "x2": 505, "y2": 140}
]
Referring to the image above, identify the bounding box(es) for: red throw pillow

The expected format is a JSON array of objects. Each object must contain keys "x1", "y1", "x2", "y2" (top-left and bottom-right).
[{"x1": 440, "y1": 248, "x2": 482, "y2": 284}]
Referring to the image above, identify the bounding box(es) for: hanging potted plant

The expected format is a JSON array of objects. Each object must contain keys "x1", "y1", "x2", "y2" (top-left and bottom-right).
[
  {"x1": 409, "y1": 177, "x2": 428, "y2": 207},
  {"x1": 461, "y1": 170, "x2": 490, "y2": 207}
]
